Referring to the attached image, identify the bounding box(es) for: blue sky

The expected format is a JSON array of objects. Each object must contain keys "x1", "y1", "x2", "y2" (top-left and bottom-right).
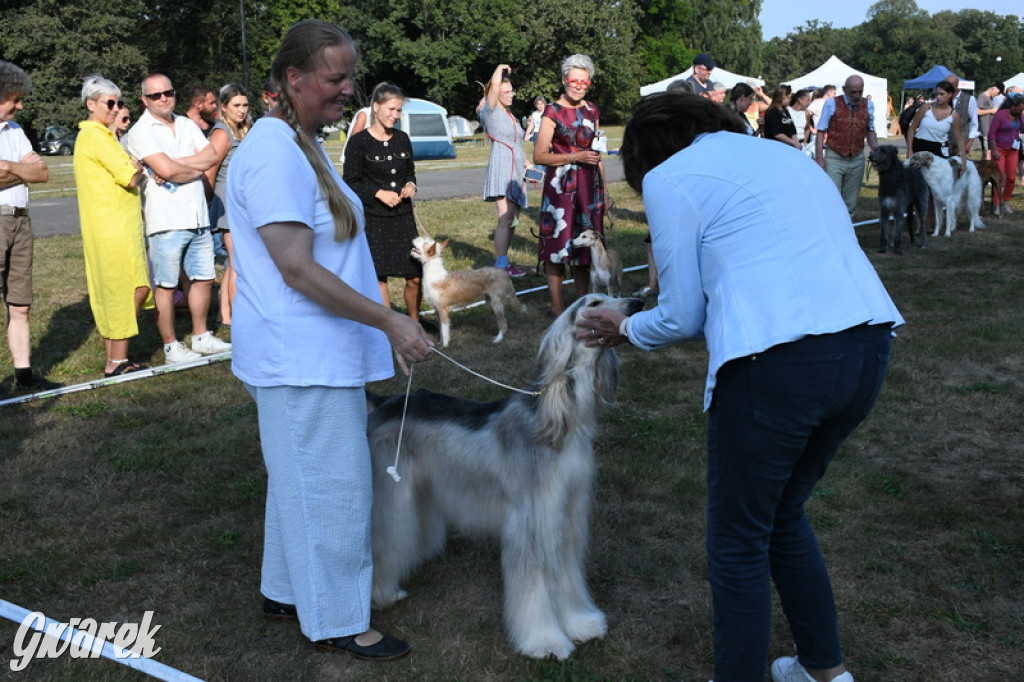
[{"x1": 759, "y1": 0, "x2": 1022, "y2": 40}]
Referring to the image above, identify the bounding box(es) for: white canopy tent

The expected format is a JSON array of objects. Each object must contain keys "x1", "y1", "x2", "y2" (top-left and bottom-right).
[
  {"x1": 784, "y1": 56, "x2": 888, "y2": 136},
  {"x1": 1004, "y1": 72, "x2": 1024, "y2": 91},
  {"x1": 640, "y1": 67, "x2": 764, "y2": 96}
]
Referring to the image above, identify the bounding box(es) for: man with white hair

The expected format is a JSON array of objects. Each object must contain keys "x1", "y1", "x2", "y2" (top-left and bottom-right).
[{"x1": 814, "y1": 75, "x2": 878, "y2": 215}]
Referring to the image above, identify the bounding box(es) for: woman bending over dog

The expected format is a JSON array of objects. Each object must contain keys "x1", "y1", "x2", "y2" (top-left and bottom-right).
[{"x1": 575, "y1": 92, "x2": 903, "y2": 682}]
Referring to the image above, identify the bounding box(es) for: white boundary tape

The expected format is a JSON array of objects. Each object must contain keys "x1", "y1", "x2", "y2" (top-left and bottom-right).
[
  {"x1": 0, "y1": 352, "x2": 232, "y2": 408},
  {"x1": 0, "y1": 598, "x2": 204, "y2": 681}
]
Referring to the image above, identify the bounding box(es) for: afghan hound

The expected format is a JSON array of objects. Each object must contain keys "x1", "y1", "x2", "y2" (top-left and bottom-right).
[{"x1": 366, "y1": 293, "x2": 644, "y2": 660}]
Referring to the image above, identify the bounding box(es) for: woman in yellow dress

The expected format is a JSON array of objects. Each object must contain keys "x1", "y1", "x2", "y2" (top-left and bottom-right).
[{"x1": 73, "y1": 75, "x2": 151, "y2": 376}]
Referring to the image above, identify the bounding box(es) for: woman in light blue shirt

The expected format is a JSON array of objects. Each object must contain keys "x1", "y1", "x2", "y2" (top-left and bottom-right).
[{"x1": 577, "y1": 93, "x2": 903, "y2": 682}]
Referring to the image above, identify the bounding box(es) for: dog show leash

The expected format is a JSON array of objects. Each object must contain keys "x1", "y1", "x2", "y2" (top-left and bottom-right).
[{"x1": 387, "y1": 347, "x2": 546, "y2": 483}]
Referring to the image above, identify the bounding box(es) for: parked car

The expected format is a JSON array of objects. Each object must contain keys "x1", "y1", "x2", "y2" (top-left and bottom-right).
[{"x1": 38, "y1": 125, "x2": 78, "y2": 156}]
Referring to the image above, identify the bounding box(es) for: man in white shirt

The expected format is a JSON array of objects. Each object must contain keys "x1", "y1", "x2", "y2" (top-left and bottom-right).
[
  {"x1": 0, "y1": 60, "x2": 59, "y2": 392},
  {"x1": 122, "y1": 73, "x2": 231, "y2": 364}
]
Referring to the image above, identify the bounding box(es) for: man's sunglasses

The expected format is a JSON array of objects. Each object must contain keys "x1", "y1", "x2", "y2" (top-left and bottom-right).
[{"x1": 143, "y1": 89, "x2": 176, "y2": 101}]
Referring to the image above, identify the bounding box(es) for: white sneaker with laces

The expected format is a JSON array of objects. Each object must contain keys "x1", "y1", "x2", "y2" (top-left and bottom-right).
[
  {"x1": 771, "y1": 656, "x2": 854, "y2": 682},
  {"x1": 191, "y1": 332, "x2": 232, "y2": 354},
  {"x1": 165, "y1": 341, "x2": 202, "y2": 364}
]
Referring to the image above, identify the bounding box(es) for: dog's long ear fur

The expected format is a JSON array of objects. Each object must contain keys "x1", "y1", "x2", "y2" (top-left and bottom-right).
[{"x1": 532, "y1": 298, "x2": 620, "y2": 450}]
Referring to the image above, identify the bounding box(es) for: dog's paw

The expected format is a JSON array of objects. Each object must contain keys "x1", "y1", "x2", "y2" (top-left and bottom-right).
[
  {"x1": 517, "y1": 629, "x2": 575, "y2": 661},
  {"x1": 491, "y1": 331, "x2": 505, "y2": 344},
  {"x1": 371, "y1": 587, "x2": 408, "y2": 609},
  {"x1": 564, "y1": 609, "x2": 607, "y2": 642}
]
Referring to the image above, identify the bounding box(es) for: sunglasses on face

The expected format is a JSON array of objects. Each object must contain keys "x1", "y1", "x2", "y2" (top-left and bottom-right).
[
  {"x1": 566, "y1": 79, "x2": 591, "y2": 89},
  {"x1": 143, "y1": 89, "x2": 176, "y2": 101},
  {"x1": 99, "y1": 99, "x2": 127, "y2": 110}
]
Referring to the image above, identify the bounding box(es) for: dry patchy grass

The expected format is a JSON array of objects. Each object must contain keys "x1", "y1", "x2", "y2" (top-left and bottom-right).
[{"x1": 0, "y1": 180, "x2": 1022, "y2": 681}]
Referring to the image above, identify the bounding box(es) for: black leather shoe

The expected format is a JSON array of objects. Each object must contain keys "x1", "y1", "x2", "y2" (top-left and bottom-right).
[
  {"x1": 314, "y1": 632, "x2": 411, "y2": 660},
  {"x1": 262, "y1": 597, "x2": 298, "y2": 621}
]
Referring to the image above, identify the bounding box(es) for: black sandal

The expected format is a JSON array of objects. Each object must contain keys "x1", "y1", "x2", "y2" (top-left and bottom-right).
[
  {"x1": 313, "y1": 632, "x2": 411, "y2": 660},
  {"x1": 104, "y1": 361, "x2": 148, "y2": 378},
  {"x1": 262, "y1": 597, "x2": 298, "y2": 621}
]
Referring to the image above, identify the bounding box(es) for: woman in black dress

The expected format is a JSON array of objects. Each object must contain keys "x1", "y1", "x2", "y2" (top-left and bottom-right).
[{"x1": 343, "y1": 82, "x2": 422, "y2": 320}]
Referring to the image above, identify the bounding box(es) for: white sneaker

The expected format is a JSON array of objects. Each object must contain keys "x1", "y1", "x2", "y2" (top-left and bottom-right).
[
  {"x1": 771, "y1": 656, "x2": 854, "y2": 682},
  {"x1": 1003, "y1": 204, "x2": 1014, "y2": 214},
  {"x1": 191, "y1": 332, "x2": 232, "y2": 354},
  {"x1": 165, "y1": 341, "x2": 202, "y2": 364}
]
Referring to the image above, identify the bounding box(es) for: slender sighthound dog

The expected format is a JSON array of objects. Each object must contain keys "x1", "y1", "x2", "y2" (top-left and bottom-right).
[
  {"x1": 367, "y1": 293, "x2": 644, "y2": 660},
  {"x1": 905, "y1": 151, "x2": 986, "y2": 237},
  {"x1": 411, "y1": 235, "x2": 524, "y2": 347},
  {"x1": 570, "y1": 229, "x2": 623, "y2": 296}
]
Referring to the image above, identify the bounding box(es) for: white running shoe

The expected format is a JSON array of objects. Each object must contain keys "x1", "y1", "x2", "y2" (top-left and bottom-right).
[
  {"x1": 191, "y1": 332, "x2": 232, "y2": 354},
  {"x1": 771, "y1": 656, "x2": 854, "y2": 682},
  {"x1": 165, "y1": 341, "x2": 202, "y2": 364}
]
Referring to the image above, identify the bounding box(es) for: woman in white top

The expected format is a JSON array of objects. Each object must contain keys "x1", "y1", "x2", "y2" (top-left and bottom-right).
[
  {"x1": 227, "y1": 20, "x2": 432, "y2": 661},
  {"x1": 787, "y1": 88, "x2": 813, "y2": 153},
  {"x1": 907, "y1": 80, "x2": 966, "y2": 172}
]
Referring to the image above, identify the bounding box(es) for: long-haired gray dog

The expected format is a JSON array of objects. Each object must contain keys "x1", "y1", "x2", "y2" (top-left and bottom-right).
[{"x1": 366, "y1": 293, "x2": 644, "y2": 659}]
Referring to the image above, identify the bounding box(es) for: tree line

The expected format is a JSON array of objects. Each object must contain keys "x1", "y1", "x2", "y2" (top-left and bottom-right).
[{"x1": 1, "y1": 0, "x2": 1020, "y2": 134}]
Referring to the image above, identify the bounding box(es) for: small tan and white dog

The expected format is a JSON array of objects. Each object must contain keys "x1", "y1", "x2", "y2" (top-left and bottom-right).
[
  {"x1": 570, "y1": 229, "x2": 622, "y2": 296},
  {"x1": 411, "y1": 236, "x2": 524, "y2": 347}
]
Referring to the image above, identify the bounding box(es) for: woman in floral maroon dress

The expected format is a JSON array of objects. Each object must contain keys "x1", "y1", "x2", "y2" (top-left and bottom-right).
[{"x1": 533, "y1": 53, "x2": 607, "y2": 315}]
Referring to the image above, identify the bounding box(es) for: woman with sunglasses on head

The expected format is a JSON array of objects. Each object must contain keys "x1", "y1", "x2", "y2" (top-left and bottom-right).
[
  {"x1": 72, "y1": 75, "x2": 151, "y2": 377},
  {"x1": 206, "y1": 83, "x2": 253, "y2": 330},
  {"x1": 533, "y1": 53, "x2": 606, "y2": 316},
  {"x1": 481, "y1": 63, "x2": 528, "y2": 276}
]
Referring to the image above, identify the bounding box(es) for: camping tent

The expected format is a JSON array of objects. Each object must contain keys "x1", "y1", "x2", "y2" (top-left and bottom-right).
[
  {"x1": 903, "y1": 65, "x2": 974, "y2": 91},
  {"x1": 784, "y1": 56, "x2": 888, "y2": 136},
  {"x1": 640, "y1": 67, "x2": 764, "y2": 95},
  {"x1": 1003, "y1": 72, "x2": 1024, "y2": 91},
  {"x1": 447, "y1": 115, "x2": 478, "y2": 139},
  {"x1": 396, "y1": 98, "x2": 456, "y2": 159}
]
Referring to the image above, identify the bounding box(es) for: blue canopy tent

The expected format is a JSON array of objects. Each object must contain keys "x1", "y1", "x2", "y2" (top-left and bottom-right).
[
  {"x1": 903, "y1": 65, "x2": 958, "y2": 90},
  {"x1": 900, "y1": 66, "x2": 975, "y2": 113}
]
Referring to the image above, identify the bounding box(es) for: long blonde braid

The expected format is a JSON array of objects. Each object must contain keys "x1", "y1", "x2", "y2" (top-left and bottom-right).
[{"x1": 272, "y1": 21, "x2": 359, "y2": 242}]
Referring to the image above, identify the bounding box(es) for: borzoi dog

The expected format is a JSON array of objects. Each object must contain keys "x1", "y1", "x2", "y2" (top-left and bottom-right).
[
  {"x1": 411, "y1": 235, "x2": 524, "y2": 347},
  {"x1": 905, "y1": 151, "x2": 986, "y2": 237},
  {"x1": 571, "y1": 229, "x2": 623, "y2": 296},
  {"x1": 367, "y1": 293, "x2": 644, "y2": 660},
  {"x1": 868, "y1": 145, "x2": 930, "y2": 253}
]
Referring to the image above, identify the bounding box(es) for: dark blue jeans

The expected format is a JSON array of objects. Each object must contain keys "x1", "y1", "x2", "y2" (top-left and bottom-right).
[{"x1": 706, "y1": 323, "x2": 892, "y2": 682}]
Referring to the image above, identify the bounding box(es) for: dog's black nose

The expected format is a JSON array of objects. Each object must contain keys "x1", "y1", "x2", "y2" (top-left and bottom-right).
[{"x1": 626, "y1": 298, "x2": 644, "y2": 315}]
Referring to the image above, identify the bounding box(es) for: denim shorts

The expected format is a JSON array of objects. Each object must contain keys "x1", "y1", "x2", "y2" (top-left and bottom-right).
[{"x1": 148, "y1": 228, "x2": 216, "y2": 288}]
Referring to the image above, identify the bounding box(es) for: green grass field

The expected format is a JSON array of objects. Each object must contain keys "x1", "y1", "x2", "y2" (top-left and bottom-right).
[{"x1": 1, "y1": 156, "x2": 1022, "y2": 680}]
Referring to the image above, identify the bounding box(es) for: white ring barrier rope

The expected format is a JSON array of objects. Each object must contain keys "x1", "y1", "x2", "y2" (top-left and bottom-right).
[{"x1": 0, "y1": 598, "x2": 204, "y2": 681}]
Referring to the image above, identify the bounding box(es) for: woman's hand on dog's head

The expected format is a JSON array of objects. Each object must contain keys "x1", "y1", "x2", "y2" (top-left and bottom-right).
[{"x1": 576, "y1": 309, "x2": 627, "y2": 347}]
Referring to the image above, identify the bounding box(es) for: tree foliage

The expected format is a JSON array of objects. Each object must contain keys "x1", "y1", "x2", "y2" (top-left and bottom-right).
[{"x1": 1, "y1": 0, "x2": 1020, "y2": 133}]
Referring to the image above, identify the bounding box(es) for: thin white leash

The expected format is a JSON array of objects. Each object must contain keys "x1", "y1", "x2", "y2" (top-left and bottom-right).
[{"x1": 387, "y1": 346, "x2": 544, "y2": 483}]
